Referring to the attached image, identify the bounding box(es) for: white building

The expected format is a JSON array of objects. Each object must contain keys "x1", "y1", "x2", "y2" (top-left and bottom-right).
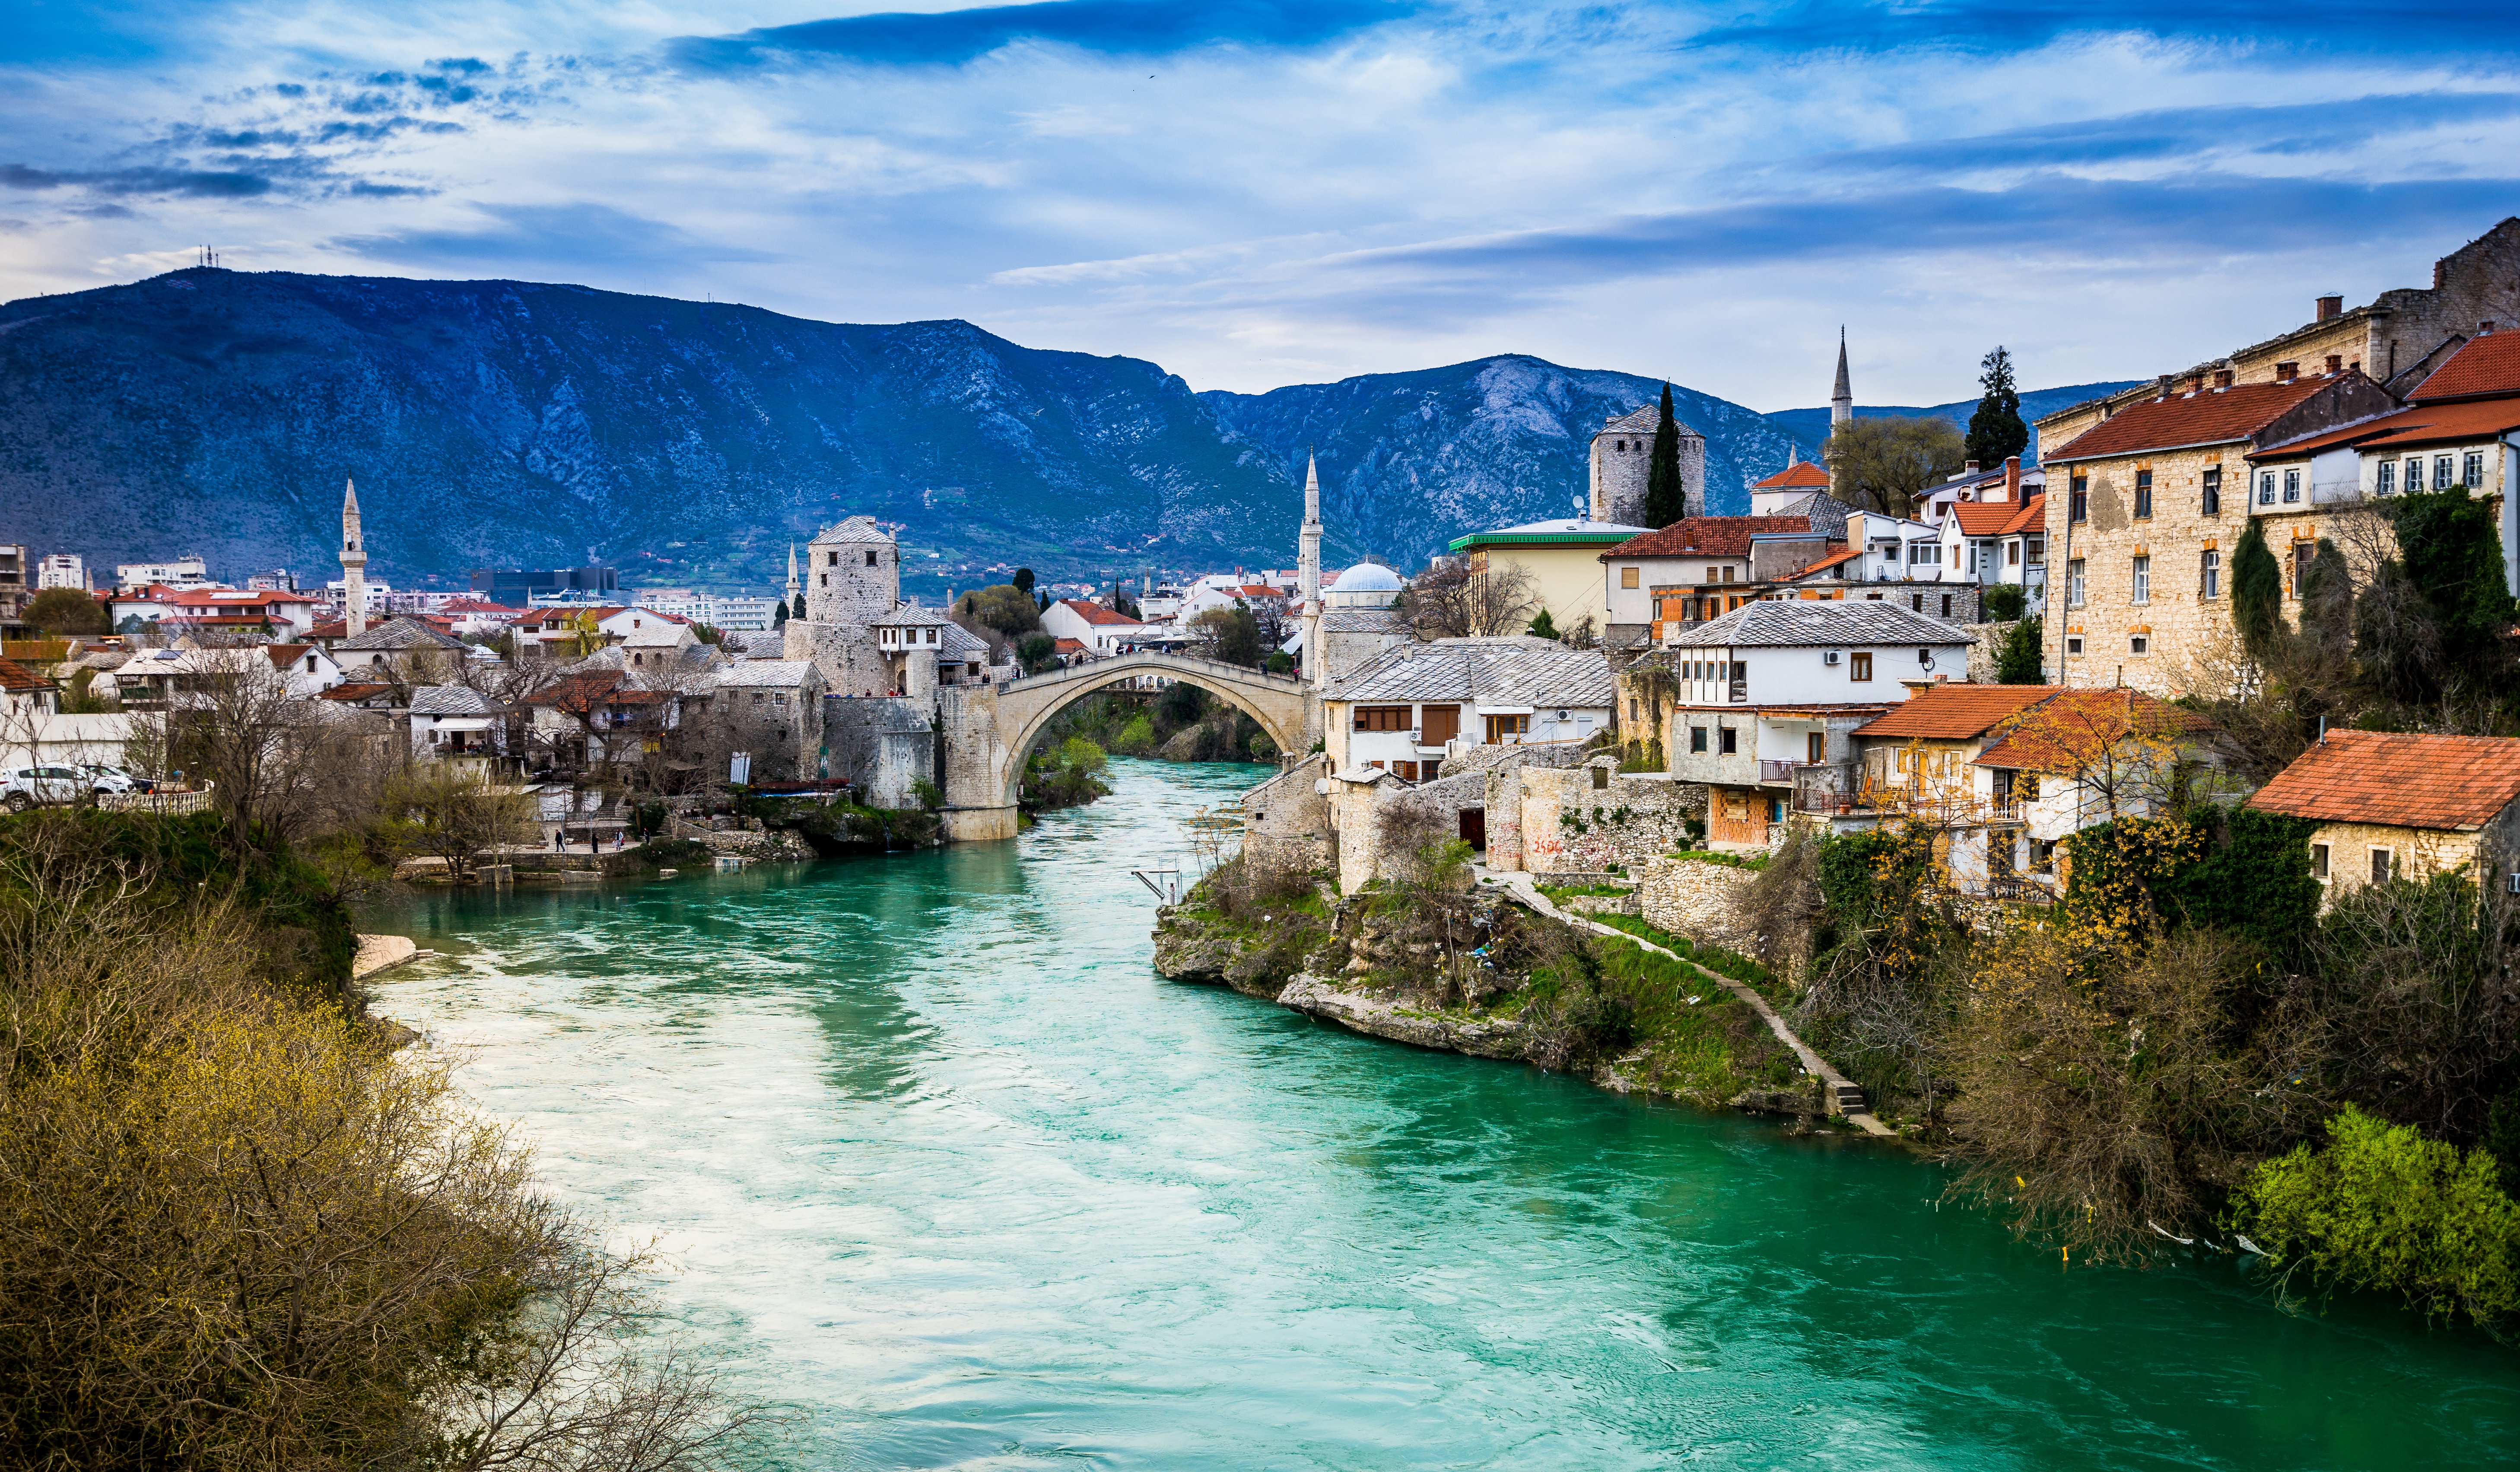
[
  {"x1": 407, "y1": 686, "x2": 511, "y2": 768},
  {"x1": 35, "y1": 554, "x2": 87, "y2": 591},
  {"x1": 116, "y1": 556, "x2": 214, "y2": 592},
  {"x1": 1042, "y1": 598, "x2": 1147, "y2": 656},
  {"x1": 631, "y1": 587, "x2": 781, "y2": 632},
  {"x1": 1322, "y1": 636, "x2": 1615, "y2": 783}
]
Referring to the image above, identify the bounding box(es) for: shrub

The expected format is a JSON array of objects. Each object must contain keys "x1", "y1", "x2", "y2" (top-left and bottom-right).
[
  {"x1": 1982, "y1": 583, "x2": 2027, "y2": 622},
  {"x1": 2237, "y1": 1105, "x2": 2520, "y2": 1323}
]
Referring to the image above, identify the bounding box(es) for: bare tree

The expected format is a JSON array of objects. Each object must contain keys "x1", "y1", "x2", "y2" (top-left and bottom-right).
[
  {"x1": 389, "y1": 763, "x2": 538, "y2": 879},
  {"x1": 1402, "y1": 558, "x2": 1538, "y2": 638},
  {"x1": 1824, "y1": 417, "x2": 1967, "y2": 516}
]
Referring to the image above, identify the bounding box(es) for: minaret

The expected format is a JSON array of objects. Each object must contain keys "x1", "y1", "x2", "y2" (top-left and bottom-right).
[
  {"x1": 1297, "y1": 451, "x2": 1324, "y2": 688},
  {"x1": 784, "y1": 542, "x2": 801, "y2": 612},
  {"x1": 1828, "y1": 329, "x2": 1854, "y2": 498},
  {"x1": 340, "y1": 477, "x2": 368, "y2": 637}
]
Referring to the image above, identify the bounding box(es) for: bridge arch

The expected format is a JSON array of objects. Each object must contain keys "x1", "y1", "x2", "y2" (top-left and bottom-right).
[{"x1": 988, "y1": 652, "x2": 1315, "y2": 807}]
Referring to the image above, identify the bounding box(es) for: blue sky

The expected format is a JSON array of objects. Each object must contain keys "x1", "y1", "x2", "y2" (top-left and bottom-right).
[{"x1": 2, "y1": 1, "x2": 2515, "y2": 404}]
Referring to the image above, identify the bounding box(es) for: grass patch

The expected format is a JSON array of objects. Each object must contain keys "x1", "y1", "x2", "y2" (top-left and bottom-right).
[{"x1": 1665, "y1": 849, "x2": 1769, "y2": 872}]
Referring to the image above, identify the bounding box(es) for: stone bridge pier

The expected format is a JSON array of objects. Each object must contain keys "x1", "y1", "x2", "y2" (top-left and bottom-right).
[{"x1": 934, "y1": 652, "x2": 1318, "y2": 840}]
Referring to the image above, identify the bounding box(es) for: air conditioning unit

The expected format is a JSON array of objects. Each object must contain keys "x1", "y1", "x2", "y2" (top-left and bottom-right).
[
  {"x1": 1822, "y1": 650, "x2": 1842, "y2": 666},
  {"x1": 2507, "y1": 872, "x2": 2520, "y2": 895}
]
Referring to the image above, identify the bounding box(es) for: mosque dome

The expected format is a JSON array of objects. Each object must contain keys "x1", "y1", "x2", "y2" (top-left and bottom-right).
[{"x1": 1331, "y1": 562, "x2": 1403, "y2": 593}]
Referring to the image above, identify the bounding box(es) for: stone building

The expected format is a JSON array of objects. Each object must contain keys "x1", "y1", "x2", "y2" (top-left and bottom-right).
[
  {"x1": 2037, "y1": 370, "x2": 2394, "y2": 696},
  {"x1": 1313, "y1": 562, "x2": 1410, "y2": 686},
  {"x1": 2247, "y1": 730, "x2": 2520, "y2": 899},
  {"x1": 712, "y1": 659, "x2": 827, "y2": 783},
  {"x1": 824, "y1": 695, "x2": 934, "y2": 808},
  {"x1": 784, "y1": 516, "x2": 900, "y2": 695},
  {"x1": 1589, "y1": 403, "x2": 1706, "y2": 525}
]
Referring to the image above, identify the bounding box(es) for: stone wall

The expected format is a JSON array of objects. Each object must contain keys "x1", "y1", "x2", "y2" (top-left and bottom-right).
[
  {"x1": 1327, "y1": 769, "x2": 1487, "y2": 895},
  {"x1": 1635, "y1": 854, "x2": 1755, "y2": 950},
  {"x1": 785, "y1": 618, "x2": 889, "y2": 701},
  {"x1": 1963, "y1": 621, "x2": 2017, "y2": 684},
  {"x1": 1243, "y1": 754, "x2": 1332, "y2": 874},
  {"x1": 823, "y1": 695, "x2": 934, "y2": 809},
  {"x1": 1516, "y1": 759, "x2": 1704, "y2": 874},
  {"x1": 1454, "y1": 741, "x2": 1590, "y2": 873}
]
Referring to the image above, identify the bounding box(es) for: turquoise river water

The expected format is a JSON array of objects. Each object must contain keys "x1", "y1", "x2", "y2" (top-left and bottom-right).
[{"x1": 367, "y1": 757, "x2": 2520, "y2": 1470}]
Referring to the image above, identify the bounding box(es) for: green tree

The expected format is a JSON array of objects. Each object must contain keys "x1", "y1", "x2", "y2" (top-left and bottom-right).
[
  {"x1": 24, "y1": 586, "x2": 107, "y2": 636},
  {"x1": 1963, "y1": 346, "x2": 2028, "y2": 467},
  {"x1": 1014, "y1": 631, "x2": 1058, "y2": 673},
  {"x1": 1192, "y1": 605, "x2": 1262, "y2": 667},
  {"x1": 1264, "y1": 650, "x2": 1293, "y2": 675},
  {"x1": 2296, "y1": 537, "x2": 2354, "y2": 666},
  {"x1": 957, "y1": 584, "x2": 1044, "y2": 638},
  {"x1": 1996, "y1": 615, "x2": 2044, "y2": 684},
  {"x1": 1013, "y1": 567, "x2": 1035, "y2": 594},
  {"x1": 1824, "y1": 417, "x2": 1967, "y2": 516},
  {"x1": 2367, "y1": 483, "x2": 2520, "y2": 706},
  {"x1": 1644, "y1": 382, "x2": 1688, "y2": 528},
  {"x1": 1526, "y1": 608, "x2": 1560, "y2": 641},
  {"x1": 1981, "y1": 583, "x2": 2027, "y2": 621},
  {"x1": 2231, "y1": 517, "x2": 2283, "y2": 662},
  {"x1": 772, "y1": 599, "x2": 788, "y2": 629},
  {"x1": 789, "y1": 593, "x2": 806, "y2": 620}
]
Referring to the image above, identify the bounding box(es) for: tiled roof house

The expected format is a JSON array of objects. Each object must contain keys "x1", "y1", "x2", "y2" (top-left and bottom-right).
[{"x1": 2247, "y1": 730, "x2": 2520, "y2": 894}]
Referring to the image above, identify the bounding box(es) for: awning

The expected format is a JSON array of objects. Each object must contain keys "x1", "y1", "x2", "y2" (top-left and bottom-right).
[{"x1": 430, "y1": 717, "x2": 496, "y2": 732}]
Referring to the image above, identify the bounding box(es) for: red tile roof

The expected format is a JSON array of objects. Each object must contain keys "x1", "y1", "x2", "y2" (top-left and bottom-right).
[
  {"x1": 1052, "y1": 637, "x2": 1088, "y2": 654},
  {"x1": 2044, "y1": 378, "x2": 2329, "y2": 463},
  {"x1": 1779, "y1": 547, "x2": 1861, "y2": 580},
  {"x1": 317, "y1": 681, "x2": 399, "y2": 703},
  {"x1": 0, "y1": 658, "x2": 50, "y2": 693},
  {"x1": 2409, "y1": 331, "x2": 2520, "y2": 403},
  {"x1": 1058, "y1": 599, "x2": 1144, "y2": 627},
  {"x1": 1752, "y1": 461, "x2": 1831, "y2": 490},
  {"x1": 1852, "y1": 683, "x2": 2059, "y2": 740},
  {"x1": 1971, "y1": 689, "x2": 2216, "y2": 772},
  {"x1": 1950, "y1": 493, "x2": 2046, "y2": 537},
  {"x1": 2247, "y1": 730, "x2": 2520, "y2": 831},
  {"x1": 262, "y1": 643, "x2": 318, "y2": 669},
  {"x1": 2254, "y1": 397, "x2": 2520, "y2": 460},
  {"x1": 1603, "y1": 516, "x2": 1814, "y2": 561}
]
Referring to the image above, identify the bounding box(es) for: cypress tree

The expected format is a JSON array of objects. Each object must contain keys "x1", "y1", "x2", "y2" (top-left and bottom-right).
[
  {"x1": 2393, "y1": 484, "x2": 2517, "y2": 688},
  {"x1": 1964, "y1": 346, "x2": 2029, "y2": 466},
  {"x1": 1996, "y1": 616, "x2": 2045, "y2": 684},
  {"x1": 2231, "y1": 518, "x2": 2282, "y2": 662},
  {"x1": 789, "y1": 593, "x2": 807, "y2": 621},
  {"x1": 1643, "y1": 383, "x2": 1687, "y2": 528},
  {"x1": 772, "y1": 599, "x2": 788, "y2": 629}
]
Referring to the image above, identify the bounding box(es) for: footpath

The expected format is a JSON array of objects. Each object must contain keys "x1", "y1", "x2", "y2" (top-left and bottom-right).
[{"x1": 1476, "y1": 866, "x2": 1895, "y2": 1137}]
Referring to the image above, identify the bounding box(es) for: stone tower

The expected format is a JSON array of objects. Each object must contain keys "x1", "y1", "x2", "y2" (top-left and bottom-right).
[
  {"x1": 1298, "y1": 452, "x2": 1323, "y2": 686},
  {"x1": 784, "y1": 515, "x2": 900, "y2": 694},
  {"x1": 1828, "y1": 330, "x2": 1854, "y2": 498},
  {"x1": 339, "y1": 477, "x2": 368, "y2": 637},
  {"x1": 1588, "y1": 403, "x2": 1705, "y2": 526}
]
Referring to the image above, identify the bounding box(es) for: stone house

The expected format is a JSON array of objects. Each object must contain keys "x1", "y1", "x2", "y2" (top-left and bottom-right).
[
  {"x1": 2246, "y1": 730, "x2": 2520, "y2": 898},
  {"x1": 406, "y1": 685, "x2": 512, "y2": 773},
  {"x1": 1936, "y1": 471, "x2": 2047, "y2": 603},
  {"x1": 784, "y1": 516, "x2": 900, "y2": 696},
  {"x1": 524, "y1": 669, "x2": 679, "y2": 770},
  {"x1": 1321, "y1": 635, "x2": 1615, "y2": 785},
  {"x1": 1968, "y1": 688, "x2": 2234, "y2": 891},
  {"x1": 2242, "y1": 329, "x2": 2520, "y2": 597},
  {"x1": 1599, "y1": 515, "x2": 1818, "y2": 635},
  {"x1": 2037, "y1": 369, "x2": 2395, "y2": 696},
  {"x1": 707, "y1": 659, "x2": 826, "y2": 783},
  {"x1": 329, "y1": 615, "x2": 471, "y2": 679},
  {"x1": 1652, "y1": 600, "x2": 1975, "y2": 850},
  {"x1": 823, "y1": 695, "x2": 933, "y2": 808}
]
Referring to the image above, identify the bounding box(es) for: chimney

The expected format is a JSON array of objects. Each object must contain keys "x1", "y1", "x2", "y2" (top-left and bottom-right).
[
  {"x1": 2183, "y1": 373, "x2": 2204, "y2": 394},
  {"x1": 2325, "y1": 353, "x2": 2343, "y2": 375},
  {"x1": 2155, "y1": 373, "x2": 2174, "y2": 397},
  {"x1": 2003, "y1": 456, "x2": 2021, "y2": 501},
  {"x1": 2482, "y1": 320, "x2": 2498, "y2": 335},
  {"x1": 2213, "y1": 368, "x2": 2234, "y2": 389},
  {"x1": 2276, "y1": 361, "x2": 2299, "y2": 383},
  {"x1": 2315, "y1": 294, "x2": 2342, "y2": 322},
  {"x1": 1963, "y1": 460, "x2": 1980, "y2": 474}
]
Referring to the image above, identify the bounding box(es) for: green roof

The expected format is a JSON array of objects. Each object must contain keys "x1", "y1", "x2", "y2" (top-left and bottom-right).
[{"x1": 1449, "y1": 529, "x2": 1640, "y2": 552}]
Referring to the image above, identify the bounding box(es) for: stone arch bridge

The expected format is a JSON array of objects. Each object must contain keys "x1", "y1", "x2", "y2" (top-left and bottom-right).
[{"x1": 935, "y1": 651, "x2": 1316, "y2": 839}]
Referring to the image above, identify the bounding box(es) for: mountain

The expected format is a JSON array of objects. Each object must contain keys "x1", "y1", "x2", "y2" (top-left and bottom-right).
[
  {"x1": 0, "y1": 268, "x2": 2111, "y2": 596},
  {"x1": 1759, "y1": 381, "x2": 2145, "y2": 461}
]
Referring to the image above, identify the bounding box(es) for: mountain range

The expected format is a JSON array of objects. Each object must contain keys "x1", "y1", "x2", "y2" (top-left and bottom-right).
[{"x1": 0, "y1": 269, "x2": 2135, "y2": 597}]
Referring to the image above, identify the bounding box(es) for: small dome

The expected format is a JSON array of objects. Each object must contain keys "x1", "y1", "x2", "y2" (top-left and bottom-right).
[{"x1": 1331, "y1": 562, "x2": 1403, "y2": 592}]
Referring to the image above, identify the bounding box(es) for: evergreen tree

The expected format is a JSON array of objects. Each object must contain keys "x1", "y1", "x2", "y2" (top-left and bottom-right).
[
  {"x1": 2231, "y1": 518, "x2": 2283, "y2": 662},
  {"x1": 1643, "y1": 383, "x2": 1687, "y2": 528},
  {"x1": 772, "y1": 599, "x2": 788, "y2": 629},
  {"x1": 1964, "y1": 346, "x2": 2029, "y2": 466},
  {"x1": 1013, "y1": 567, "x2": 1035, "y2": 594},
  {"x1": 1526, "y1": 609, "x2": 1560, "y2": 641},
  {"x1": 2297, "y1": 538, "x2": 2355, "y2": 664},
  {"x1": 2394, "y1": 484, "x2": 2517, "y2": 691},
  {"x1": 1996, "y1": 616, "x2": 2045, "y2": 684},
  {"x1": 788, "y1": 593, "x2": 806, "y2": 620}
]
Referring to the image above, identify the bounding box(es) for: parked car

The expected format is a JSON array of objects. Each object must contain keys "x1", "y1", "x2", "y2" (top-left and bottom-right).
[
  {"x1": 1, "y1": 765, "x2": 88, "y2": 811},
  {"x1": 79, "y1": 764, "x2": 153, "y2": 795}
]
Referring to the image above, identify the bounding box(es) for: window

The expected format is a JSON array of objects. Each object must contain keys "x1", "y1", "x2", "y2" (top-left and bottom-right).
[
  {"x1": 865, "y1": 549, "x2": 879, "y2": 567},
  {"x1": 1952, "y1": 544, "x2": 1964, "y2": 570},
  {"x1": 1911, "y1": 593, "x2": 1924, "y2": 612},
  {"x1": 1627, "y1": 697, "x2": 1638, "y2": 721},
  {"x1": 2259, "y1": 472, "x2": 2276, "y2": 506},
  {"x1": 1940, "y1": 593, "x2": 1953, "y2": 619},
  {"x1": 2406, "y1": 458, "x2": 2424, "y2": 494},
  {"x1": 2311, "y1": 843, "x2": 2329, "y2": 879},
  {"x1": 2067, "y1": 559, "x2": 2086, "y2": 608},
  {"x1": 2202, "y1": 467, "x2": 2221, "y2": 514},
  {"x1": 1808, "y1": 732, "x2": 1826, "y2": 763},
  {"x1": 2134, "y1": 469, "x2": 2154, "y2": 518},
  {"x1": 2131, "y1": 555, "x2": 2151, "y2": 604},
  {"x1": 1354, "y1": 705, "x2": 1411, "y2": 731},
  {"x1": 2292, "y1": 543, "x2": 2313, "y2": 598},
  {"x1": 2436, "y1": 456, "x2": 2455, "y2": 490},
  {"x1": 2377, "y1": 460, "x2": 2395, "y2": 495},
  {"x1": 1849, "y1": 651, "x2": 1874, "y2": 681},
  {"x1": 1721, "y1": 567, "x2": 1736, "y2": 584},
  {"x1": 1690, "y1": 726, "x2": 1708, "y2": 753},
  {"x1": 2282, "y1": 468, "x2": 2301, "y2": 503},
  {"x1": 2130, "y1": 634, "x2": 2149, "y2": 654},
  {"x1": 1719, "y1": 727, "x2": 1738, "y2": 755},
  {"x1": 1592, "y1": 765, "x2": 1610, "y2": 790},
  {"x1": 2371, "y1": 848, "x2": 2394, "y2": 884},
  {"x1": 2200, "y1": 549, "x2": 2221, "y2": 599},
  {"x1": 2066, "y1": 634, "x2": 2084, "y2": 654},
  {"x1": 2070, "y1": 476, "x2": 2089, "y2": 522},
  {"x1": 1621, "y1": 566, "x2": 1640, "y2": 589},
  {"x1": 819, "y1": 574, "x2": 828, "y2": 587},
  {"x1": 2008, "y1": 541, "x2": 2021, "y2": 566},
  {"x1": 827, "y1": 552, "x2": 839, "y2": 566},
  {"x1": 2466, "y1": 452, "x2": 2486, "y2": 488},
  {"x1": 1483, "y1": 713, "x2": 1530, "y2": 742}
]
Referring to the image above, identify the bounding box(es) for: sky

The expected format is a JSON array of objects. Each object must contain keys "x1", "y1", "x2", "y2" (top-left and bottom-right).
[{"x1": 3, "y1": 0, "x2": 2517, "y2": 406}]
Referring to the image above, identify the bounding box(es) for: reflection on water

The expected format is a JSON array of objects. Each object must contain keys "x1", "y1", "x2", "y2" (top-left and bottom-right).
[{"x1": 369, "y1": 758, "x2": 2520, "y2": 1471}]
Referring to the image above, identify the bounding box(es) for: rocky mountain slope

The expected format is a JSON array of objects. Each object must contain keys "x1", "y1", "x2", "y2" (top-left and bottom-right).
[{"x1": 0, "y1": 268, "x2": 2129, "y2": 593}]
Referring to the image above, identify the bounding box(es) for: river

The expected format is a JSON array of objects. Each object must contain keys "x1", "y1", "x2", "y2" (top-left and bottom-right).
[{"x1": 367, "y1": 756, "x2": 2520, "y2": 1470}]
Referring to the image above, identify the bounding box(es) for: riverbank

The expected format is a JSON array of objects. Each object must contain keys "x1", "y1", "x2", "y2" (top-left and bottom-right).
[{"x1": 1152, "y1": 857, "x2": 1857, "y2": 1126}]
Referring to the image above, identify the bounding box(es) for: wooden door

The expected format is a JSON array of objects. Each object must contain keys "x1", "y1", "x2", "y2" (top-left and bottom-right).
[
  {"x1": 1420, "y1": 703, "x2": 1460, "y2": 746},
  {"x1": 1459, "y1": 808, "x2": 1486, "y2": 850}
]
